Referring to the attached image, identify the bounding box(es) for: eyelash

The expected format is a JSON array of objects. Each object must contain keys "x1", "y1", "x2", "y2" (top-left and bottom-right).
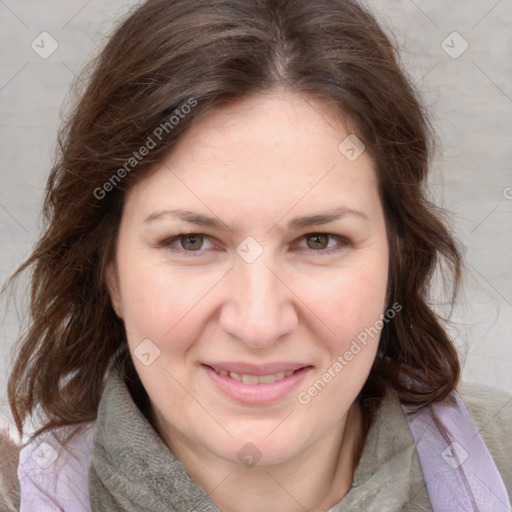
[{"x1": 159, "y1": 232, "x2": 351, "y2": 257}]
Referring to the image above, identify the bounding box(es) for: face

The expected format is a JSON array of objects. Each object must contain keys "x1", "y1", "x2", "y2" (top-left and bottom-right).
[{"x1": 107, "y1": 91, "x2": 389, "y2": 468}]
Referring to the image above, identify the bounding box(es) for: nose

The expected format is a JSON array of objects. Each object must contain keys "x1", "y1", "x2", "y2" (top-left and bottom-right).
[{"x1": 218, "y1": 253, "x2": 298, "y2": 349}]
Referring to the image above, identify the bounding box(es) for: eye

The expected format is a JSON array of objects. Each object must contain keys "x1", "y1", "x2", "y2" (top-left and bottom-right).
[
  {"x1": 161, "y1": 233, "x2": 216, "y2": 253},
  {"x1": 296, "y1": 233, "x2": 350, "y2": 255},
  {"x1": 179, "y1": 233, "x2": 206, "y2": 251},
  {"x1": 305, "y1": 233, "x2": 331, "y2": 250}
]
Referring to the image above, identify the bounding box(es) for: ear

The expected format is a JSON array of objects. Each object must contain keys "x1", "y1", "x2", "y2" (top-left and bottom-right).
[{"x1": 105, "y1": 261, "x2": 124, "y2": 319}]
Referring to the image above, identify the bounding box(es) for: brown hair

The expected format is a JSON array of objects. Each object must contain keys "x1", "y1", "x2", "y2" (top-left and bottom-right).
[{"x1": 7, "y1": 0, "x2": 461, "y2": 439}]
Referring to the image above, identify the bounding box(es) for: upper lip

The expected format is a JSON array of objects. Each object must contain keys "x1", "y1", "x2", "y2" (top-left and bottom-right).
[{"x1": 203, "y1": 362, "x2": 310, "y2": 375}]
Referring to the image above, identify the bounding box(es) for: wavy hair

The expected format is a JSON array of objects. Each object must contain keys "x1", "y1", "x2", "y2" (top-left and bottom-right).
[{"x1": 7, "y1": 0, "x2": 461, "y2": 439}]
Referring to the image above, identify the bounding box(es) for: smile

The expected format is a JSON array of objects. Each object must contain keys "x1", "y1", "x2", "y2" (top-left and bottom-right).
[
  {"x1": 202, "y1": 364, "x2": 312, "y2": 405},
  {"x1": 212, "y1": 368, "x2": 296, "y2": 384}
]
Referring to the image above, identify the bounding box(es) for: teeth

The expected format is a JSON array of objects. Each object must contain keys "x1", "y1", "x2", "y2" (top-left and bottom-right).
[
  {"x1": 241, "y1": 374, "x2": 259, "y2": 384},
  {"x1": 213, "y1": 368, "x2": 297, "y2": 384},
  {"x1": 258, "y1": 374, "x2": 275, "y2": 384}
]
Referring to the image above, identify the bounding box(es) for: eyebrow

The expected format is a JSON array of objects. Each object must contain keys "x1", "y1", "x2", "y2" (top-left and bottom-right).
[{"x1": 143, "y1": 206, "x2": 369, "y2": 233}]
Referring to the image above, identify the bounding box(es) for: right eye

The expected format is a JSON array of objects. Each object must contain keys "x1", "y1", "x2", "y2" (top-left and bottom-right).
[{"x1": 160, "y1": 233, "x2": 217, "y2": 254}]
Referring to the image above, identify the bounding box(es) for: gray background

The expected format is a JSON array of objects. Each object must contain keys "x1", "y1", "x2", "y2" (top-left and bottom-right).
[{"x1": 1, "y1": 0, "x2": 511, "y2": 437}]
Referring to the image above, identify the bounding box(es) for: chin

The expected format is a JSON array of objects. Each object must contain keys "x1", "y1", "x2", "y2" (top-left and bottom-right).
[{"x1": 208, "y1": 423, "x2": 313, "y2": 468}]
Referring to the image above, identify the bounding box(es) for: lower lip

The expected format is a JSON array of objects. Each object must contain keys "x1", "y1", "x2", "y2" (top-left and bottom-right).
[{"x1": 202, "y1": 365, "x2": 311, "y2": 405}]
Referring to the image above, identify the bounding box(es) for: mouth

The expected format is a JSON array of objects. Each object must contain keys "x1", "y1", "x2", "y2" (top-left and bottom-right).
[
  {"x1": 201, "y1": 363, "x2": 312, "y2": 405},
  {"x1": 210, "y1": 367, "x2": 298, "y2": 384}
]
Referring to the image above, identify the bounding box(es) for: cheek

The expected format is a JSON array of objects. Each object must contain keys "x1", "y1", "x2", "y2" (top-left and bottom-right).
[
  {"x1": 299, "y1": 253, "x2": 389, "y2": 351},
  {"x1": 293, "y1": 259, "x2": 388, "y2": 411},
  {"x1": 117, "y1": 255, "x2": 222, "y2": 355}
]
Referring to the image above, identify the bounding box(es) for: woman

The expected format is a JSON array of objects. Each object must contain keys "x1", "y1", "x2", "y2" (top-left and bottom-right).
[{"x1": 6, "y1": 0, "x2": 511, "y2": 510}]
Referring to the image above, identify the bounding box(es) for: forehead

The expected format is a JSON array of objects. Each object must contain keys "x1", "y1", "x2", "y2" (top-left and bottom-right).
[{"x1": 124, "y1": 92, "x2": 381, "y2": 224}]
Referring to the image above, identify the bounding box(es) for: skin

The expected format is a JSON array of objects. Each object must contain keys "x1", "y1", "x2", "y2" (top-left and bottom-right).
[{"x1": 107, "y1": 91, "x2": 389, "y2": 512}]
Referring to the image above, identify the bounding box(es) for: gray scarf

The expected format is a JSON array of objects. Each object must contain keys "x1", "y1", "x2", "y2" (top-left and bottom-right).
[
  {"x1": 88, "y1": 367, "x2": 431, "y2": 512},
  {"x1": 88, "y1": 368, "x2": 221, "y2": 512}
]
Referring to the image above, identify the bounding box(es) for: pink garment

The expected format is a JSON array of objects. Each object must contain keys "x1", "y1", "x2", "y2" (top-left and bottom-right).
[{"x1": 17, "y1": 423, "x2": 95, "y2": 512}]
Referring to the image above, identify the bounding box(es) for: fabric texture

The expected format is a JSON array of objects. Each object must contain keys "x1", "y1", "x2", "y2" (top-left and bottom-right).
[
  {"x1": 0, "y1": 431, "x2": 20, "y2": 512},
  {"x1": 88, "y1": 369, "x2": 221, "y2": 512},
  {"x1": 15, "y1": 367, "x2": 512, "y2": 512},
  {"x1": 17, "y1": 422, "x2": 95, "y2": 512},
  {"x1": 403, "y1": 391, "x2": 511, "y2": 511}
]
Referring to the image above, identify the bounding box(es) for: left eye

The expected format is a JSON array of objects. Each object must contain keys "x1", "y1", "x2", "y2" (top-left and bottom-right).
[
  {"x1": 296, "y1": 233, "x2": 348, "y2": 253},
  {"x1": 303, "y1": 233, "x2": 333, "y2": 250}
]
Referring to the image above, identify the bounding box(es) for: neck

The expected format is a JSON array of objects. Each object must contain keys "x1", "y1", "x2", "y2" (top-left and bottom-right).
[{"x1": 158, "y1": 402, "x2": 364, "y2": 512}]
